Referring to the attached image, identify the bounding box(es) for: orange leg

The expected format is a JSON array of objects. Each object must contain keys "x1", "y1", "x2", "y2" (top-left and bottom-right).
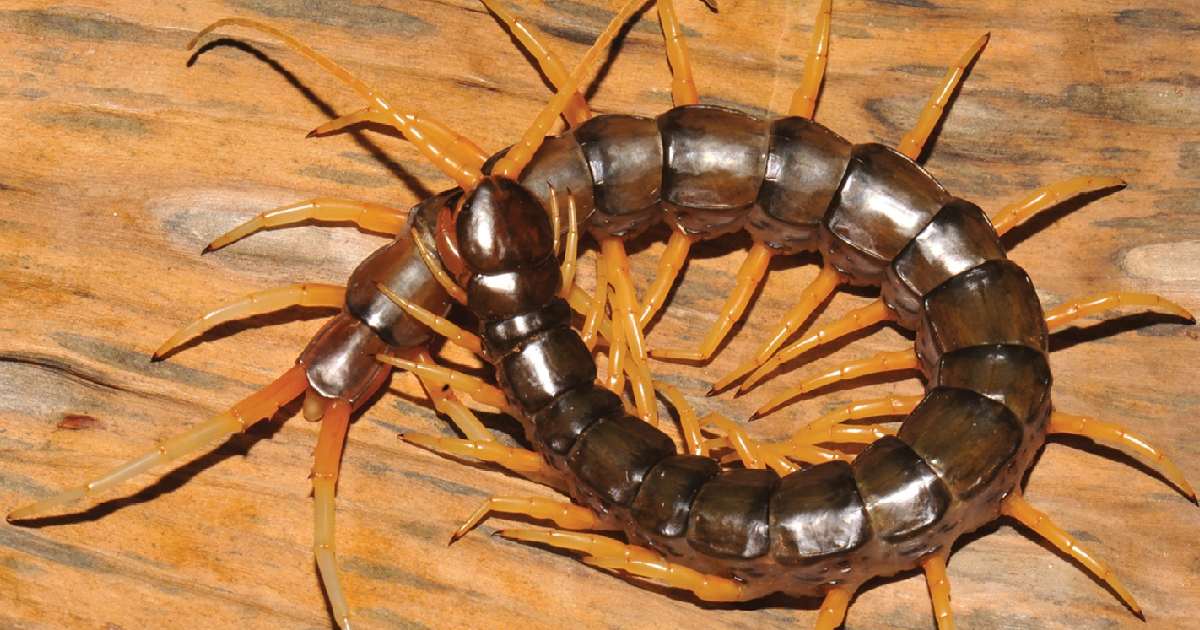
[
  {"x1": 787, "y1": 0, "x2": 832, "y2": 119},
  {"x1": 492, "y1": 0, "x2": 645, "y2": 178},
  {"x1": 624, "y1": 351, "x2": 660, "y2": 426},
  {"x1": 411, "y1": 228, "x2": 468, "y2": 305},
  {"x1": 740, "y1": 298, "x2": 894, "y2": 395},
  {"x1": 580, "y1": 256, "x2": 609, "y2": 350},
  {"x1": 814, "y1": 587, "x2": 853, "y2": 630},
  {"x1": 479, "y1": 0, "x2": 592, "y2": 127},
  {"x1": 553, "y1": 189, "x2": 581, "y2": 297},
  {"x1": 991, "y1": 176, "x2": 1126, "y2": 236},
  {"x1": 152, "y1": 283, "x2": 344, "y2": 360},
  {"x1": 777, "y1": 393, "x2": 921, "y2": 440},
  {"x1": 710, "y1": 265, "x2": 840, "y2": 394},
  {"x1": 204, "y1": 197, "x2": 406, "y2": 252},
  {"x1": 395, "y1": 347, "x2": 495, "y2": 443},
  {"x1": 307, "y1": 107, "x2": 488, "y2": 170},
  {"x1": 1049, "y1": 411, "x2": 1196, "y2": 501},
  {"x1": 496, "y1": 529, "x2": 749, "y2": 602},
  {"x1": 377, "y1": 355, "x2": 511, "y2": 413},
  {"x1": 375, "y1": 283, "x2": 482, "y2": 355},
  {"x1": 790, "y1": 348, "x2": 918, "y2": 397},
  {"x1": 600, "y1": 238, "x2": 651, "y2": 366},
  {"x1": 607, "y1": 286, "x2": 628, "y2": 393},
  {"x1": 8, "y1": 365, "x2": 308, "y2": 521},
  {"x1": 1001, "y1": 493, "x2": 1142, "y2": 618},
  {"x1": 656, "y1": 382, "x2": 705, "y2": 456},
  {"x1": 189, "y1": 18, "x2": 484, "y2": 187},
  {"x1": 657, "y1": 0, "x2": 700, "y2": 106},
  {"x1": 400, "y1": 433, "x2": 554, "y2": 477},
  {"x1": 637, "y1": 229, "x2": 696, "y2": 328},
  {"x1": 311, "y1": 400, "x2": 353, "y2": 630},
  {"x1": 922, "y1": 551, "x2": 955, "y2": 630},
  {"x1": 450, "y1": 496, "x2": 609, "y2": 543},
  {"x1": 1044, "y1": 291, "x2": 1194, "y2": 330},
  {"x1": 897, "y1": 33, "x2": 989, "y2": 161},
  {"x1": 652, "y1": 242, "x2": 774, "y2": 363}
]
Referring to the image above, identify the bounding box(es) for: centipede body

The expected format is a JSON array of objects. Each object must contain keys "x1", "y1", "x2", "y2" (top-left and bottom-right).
[{"x1": 1, "y1": 1, "x2": 1198, "y2": 628}]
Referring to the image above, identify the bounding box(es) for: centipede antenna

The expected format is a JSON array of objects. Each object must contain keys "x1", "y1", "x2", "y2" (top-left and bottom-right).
[
  {"x1": 492, "y1": 0, "x2": 645, "y2": 178},
  {"x1": 152, "y1": 284, "x2": 345, "y2": 360},
  {"x1": 188, "y1": 18, "x2": 484, "y2": 187},
  {"x1": 656, "y1": 381, "x2": 706, "y2": 456},
  {"x1": 400, "y1": 433, "x2": 554, "y2": 476},
  {"x1": 637, "y1": 230, "x2": 696, "y2": 327},
  {"x1": 1001, "y1": 493, "x2": 1143, "y2": 618},
  {"x1": 651, "y1": 242, "x2": 774, "y2": 363},
  {"x1": 790, "y1": 348, "x2": 919, "y2": 397},
  {"x1": 7, "y1": 366, "x2": 309, "y2": 522},
  {"x1": 709, "y1": 265, "x2": 840, "y2": 395},
  {"x1": 496, "y1": 529, "x2": 749, "y2": 602},
  {"x1": 376, "y1": 283, "x2": 483, "y2": 355},
  {"x1": 788, "y1": 0, "x2": 832, "y2": 118},
  {"x1": 479, "y1": 0, "x2": 592, "y2": 127},
  {"x1": 1044, "y1": 291, "x2": 1195, "y2": 330},
  {"x1": 411, "y1": 228, "x2": 468, "y2": 305},
  {"x1": 814, "y1": 587, "x2": 853, "y2": 630},
  {"x1": 377, "y1": 355, "x2": 511, "y2": 412},
  {"x1": 991, "y1": 176, "x2": 1126, "y2": 236},
  {"x1": 205, "y1": 198, "x2": 406, "y2": 253},
  {"x1": 450, "y1": 496, "x2": 606, "y2": 545},
  {"x1": 658, "y1": 0, "x2": 701, "y2": 106},
  {"x1": 740, "y1": 297, "x2": 893, "y2": 396},
  {"x1": 922, "y1": 551, "x2": 955, "y2": 630},
  {"x1": 1049, "y1": 411, "x2": 1197, "y2": 501},
  {"x1": 312, "y1": 399, "x2": 353, "y2": 630},
  {"x1": 897, "y1": 32, "x2": 989, "y2": 161}
]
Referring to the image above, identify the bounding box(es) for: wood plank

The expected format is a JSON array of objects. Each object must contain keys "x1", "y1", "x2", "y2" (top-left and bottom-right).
[{"x1": 1, "y1": 1, "x2": 1196, "y2": 628}]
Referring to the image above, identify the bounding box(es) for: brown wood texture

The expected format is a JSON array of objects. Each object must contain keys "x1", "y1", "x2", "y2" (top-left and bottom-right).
[{"x1": 2, "y1": 1, "x2": 1198, "y2": 629}]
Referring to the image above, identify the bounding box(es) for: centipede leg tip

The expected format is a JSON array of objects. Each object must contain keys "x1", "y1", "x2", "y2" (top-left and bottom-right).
[{"x1": 149, "y1": 353, "x2": 164, "y2": 363}]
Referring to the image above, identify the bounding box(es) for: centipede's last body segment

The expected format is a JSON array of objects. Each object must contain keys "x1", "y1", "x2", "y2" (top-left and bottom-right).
[{"x1": 2, "y1": 1, "x2": 1198, "y2": 629}]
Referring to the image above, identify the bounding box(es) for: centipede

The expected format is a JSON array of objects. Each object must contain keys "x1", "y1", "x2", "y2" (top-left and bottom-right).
[{"x1": 4, "y1": 1, "x2": 1197, "y2": 628}]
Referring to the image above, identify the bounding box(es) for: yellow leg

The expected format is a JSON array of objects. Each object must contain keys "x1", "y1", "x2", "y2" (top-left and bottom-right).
[
  {"x1": 656, "y1": 382, "x2": 705, "y2": 456},
  {"x1": 1001, "y1": 493, "x2": 1142, "y2": 618},
  {"x1": 607, "y1": 286, "x2": 628, "y2": 393},
  {"x1": 922, "y1": 551, "x2": 955, "y2": 630},
  {"x1": 1044, "y1": 291, "x2": 1194, "y2": 330},
  {"x1": 8, "y1": 366, "x2": 309, "y2": 521},
  {"x1": 411, "y1": 228, "x2": 468, "y2": 305},
  {"x1": 377, "y1": 355, "x2": 511, "y2": 413},
  {"x1": 189, "y1": 18, "x2": 484, "y2": 187},
  {"x1": 554, "y1": 189, "x2": 581, "y2": 298},
  {"x1": 740, "y1": 298, "x2": 894, "y2": 395},
  {"x1": 205, "y1": 197, "x2": 406, "y2": 252},
  {"x1": 307, "y1": 107, "x2": 488, "y2": 170},
  {"x1": 1049, "y1": 411, "x2": 1196, "y2": 501},
  {"x1": 814, "y1": 587, "x2": 853, "y2": 630},
  {"x1": 652, "y1": 242, "x2": 774, "y2": 363},
  {"x1": 600, "y1": 238, "x2": 650, "y2": 364},
  {"x1": 779, "y1": 393, "x2": 922, "y2": 439},
  {"x1": 897, "y1": 33, "x2": 989, "y2": 161},
  {"x1": 497, "y1": 529, "x2": 748, "y2": 602},
  {"x1": 479, "y1": 0, "x2": 592, "y2": 126},
  {"x1": 657, "y1": 0, "x2": 700, "y2": 106},
  {"x1": 399, "y1": 347, "x2": 494, "y2": 443},
  {"x1": 312, "y1": 400, "x2": 353, "y2": 630},
  {"x1": 710, "y1": 265, "x2": 840, "y2": 394},
  {"x1": 637, "y1": 229, "x2": 696, "y2": 328},
  {"x1": 788, "y1": 0, "x2": 832, "y2": 119},
  {"x1": 153, "y1": 283, "x2": 344, "y2": 359},
  {"x1": 624, "y1": 351, "x2": 660, "y2": 426},
  {"x1": 492, "y1": 0, "x2": 645, "y2": 178},
  {"x1": 400, "y1": 433, "x2": 553, "y2": 476},
  {"x1": 791, "y1": 348, "x2": 918, "y2": 397},
  {"x1": 450, "y1": 496, "x2": 607, "y2": 543},
  {"x1": 580, "y1": 257, "x2": 609, "y2": 350},
  {"x1": 991, "y1": 176, "x2": 1126, "y2": 236},
  {"x1": 375, "y1": 283, "x2": 482, "y2": 354}
]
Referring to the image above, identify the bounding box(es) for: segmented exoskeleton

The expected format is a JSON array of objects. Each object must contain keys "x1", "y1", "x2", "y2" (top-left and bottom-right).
[{"x1": 9, "y1": 1, "x2": 1196, "y2": 629}]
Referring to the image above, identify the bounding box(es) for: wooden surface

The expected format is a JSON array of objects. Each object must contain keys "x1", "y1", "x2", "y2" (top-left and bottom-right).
[{"x1": 2, "y1": 1, "x2": 1198, "y2": 628}]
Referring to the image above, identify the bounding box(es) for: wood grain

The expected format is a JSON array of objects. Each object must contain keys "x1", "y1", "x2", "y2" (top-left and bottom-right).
[{"x1": 1, "y1": 1, "x2": 1197, "y2": 629}]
